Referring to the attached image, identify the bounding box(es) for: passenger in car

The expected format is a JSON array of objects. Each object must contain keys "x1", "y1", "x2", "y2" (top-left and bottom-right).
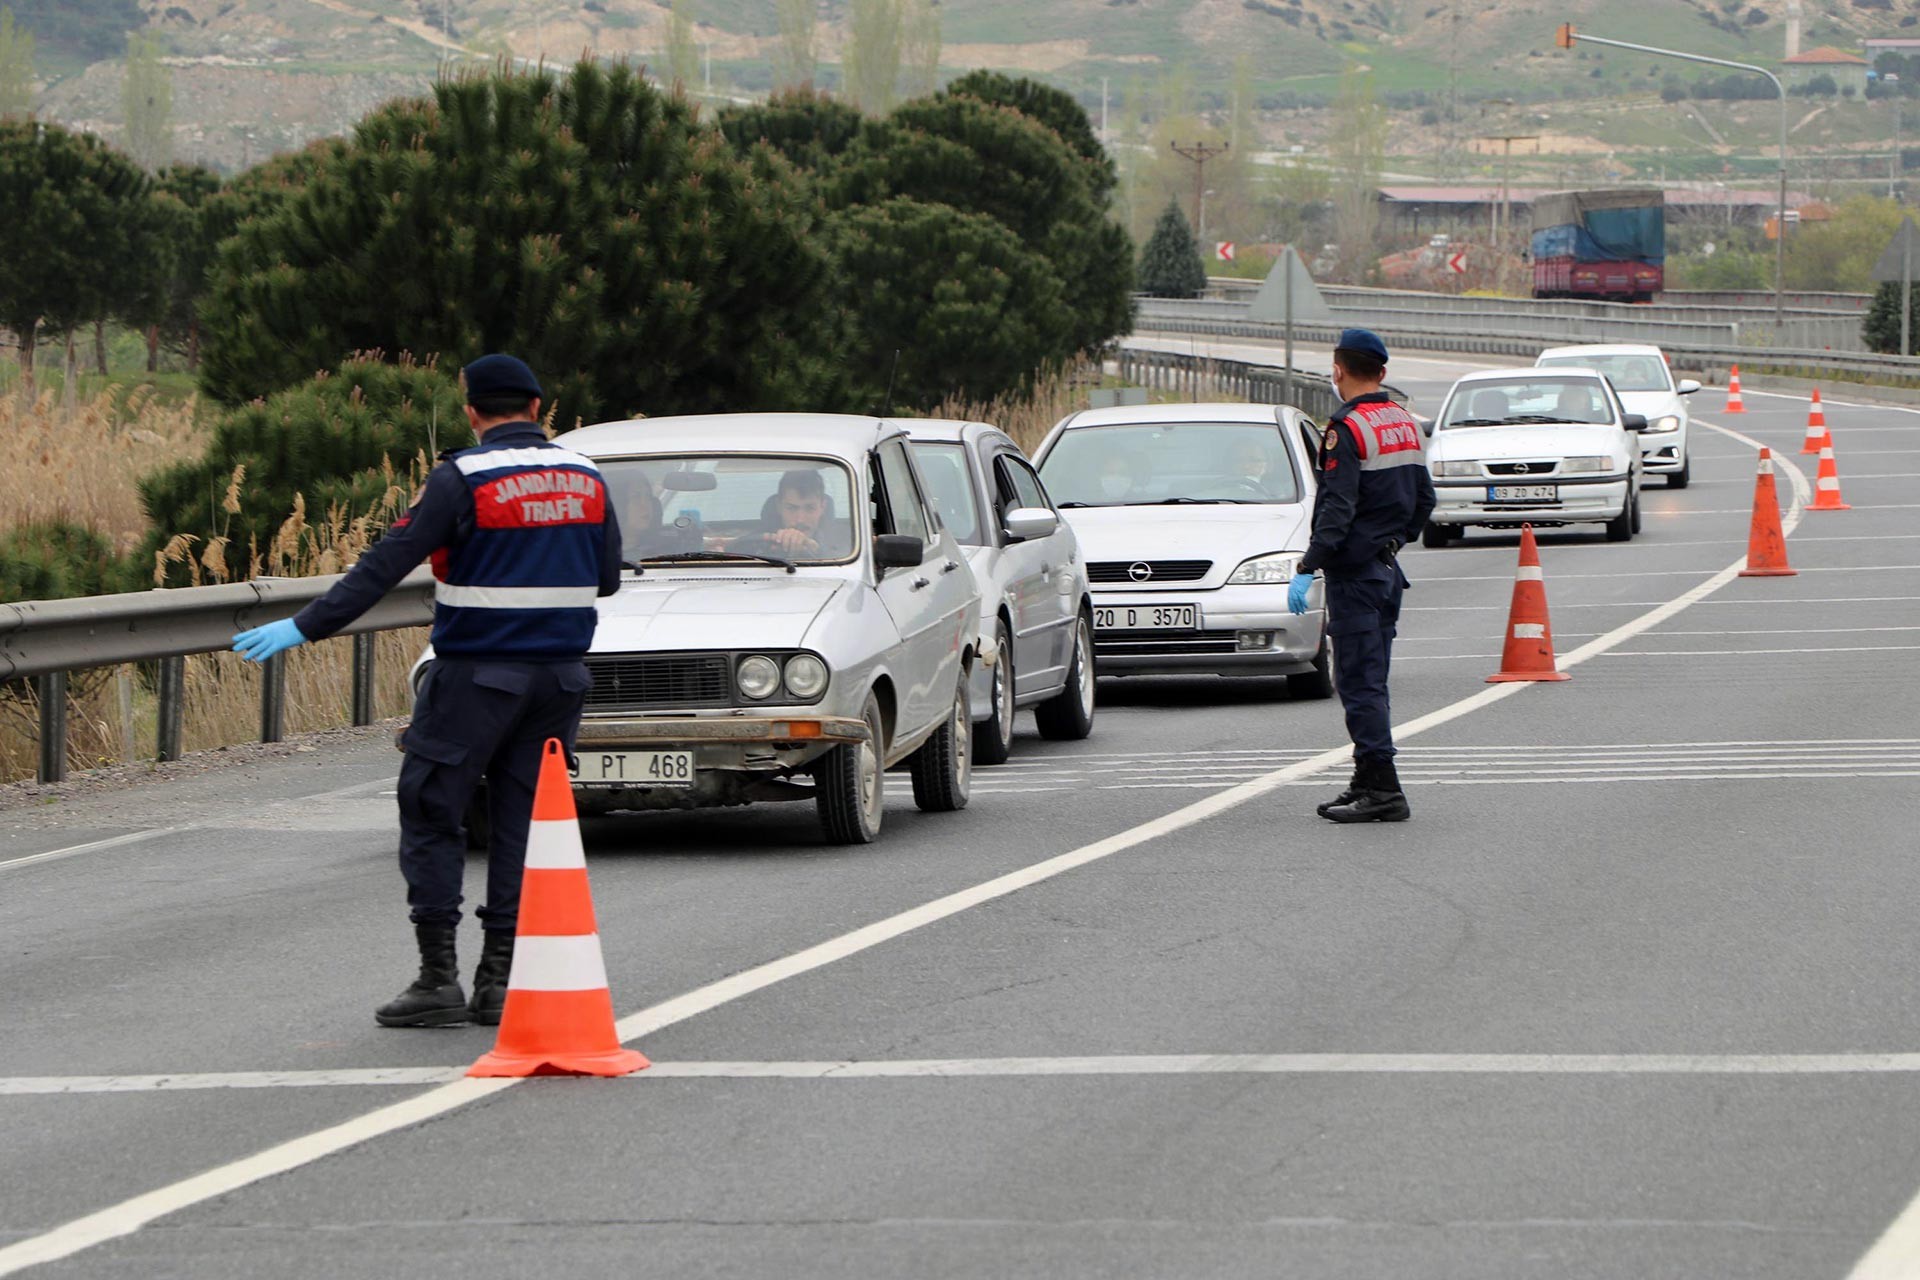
[{"x1": 619, "y1": 473, "x2": 698, "y2": 561}]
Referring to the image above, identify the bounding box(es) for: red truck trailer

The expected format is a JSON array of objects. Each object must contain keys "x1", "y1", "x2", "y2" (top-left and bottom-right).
[{"x1": 1530, "y1": 188, "x2": 1665, "y2": 303}]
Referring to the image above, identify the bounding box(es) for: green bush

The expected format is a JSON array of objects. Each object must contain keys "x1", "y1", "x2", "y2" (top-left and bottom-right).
[{"x1": 0, "y1": 522, "x2": 121, "y2": 604}]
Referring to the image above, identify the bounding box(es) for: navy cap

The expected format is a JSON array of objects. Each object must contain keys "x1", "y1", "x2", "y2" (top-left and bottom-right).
[
  {"x1": 1334, "y1": 328, "x2": 1389, "y2": 363},
  {"x1": 463, "y1": 353, "x2": 543, "y2": 404}
]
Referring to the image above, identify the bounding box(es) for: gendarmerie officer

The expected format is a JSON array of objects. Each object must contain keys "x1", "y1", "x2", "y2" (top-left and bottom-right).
[
  {"x1": 1286, "y1": 329, "x2": 1435, "y2": 823},
  {"x1": 232, "y1": 355, "x2": 622, "y2": 1025}
]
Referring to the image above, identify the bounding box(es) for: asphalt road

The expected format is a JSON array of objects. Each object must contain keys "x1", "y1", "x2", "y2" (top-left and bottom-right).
[{"x1": 3, "y1": 347, "x2": 1918, "y2": 1279}]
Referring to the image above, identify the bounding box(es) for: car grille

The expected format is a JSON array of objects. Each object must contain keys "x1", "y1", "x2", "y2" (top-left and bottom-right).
[
  {"x1": 1087, "y1": 559, "x2": 1213, "y2": 584},
  {"x1": 584, "y1": 653, "x2": 732, "y2": 712},
  {"x1": 1485, "y1": 461, "x2": 1559, "y2": 477},
  {"x1": 1095, "y1": 629, "x2": 1241, "y2": 657}
]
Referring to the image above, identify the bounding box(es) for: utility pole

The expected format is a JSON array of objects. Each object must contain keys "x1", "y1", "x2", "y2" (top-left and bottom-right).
[
  {"x1": 1170, "y1": 140, "x2": 1229, "y2": 245},
  {"x1": 1478, "y1": 98, "x2": 1537, "y2": 262}
]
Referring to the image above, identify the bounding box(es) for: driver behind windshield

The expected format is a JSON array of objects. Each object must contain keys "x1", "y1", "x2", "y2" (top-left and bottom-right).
[
  {"x1": 733, "y1": 468, "x2": 851, "y2": 558},
  {"x1": 1227, "y1": 439, "x2": 1275, "y2": 495},
  {"x1": 1554, "y1": 383, "x2": 1603, "y2": 424}
]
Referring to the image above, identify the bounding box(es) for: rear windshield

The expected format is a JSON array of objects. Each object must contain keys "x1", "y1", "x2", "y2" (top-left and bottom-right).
[
  {"x1": 1038, "y1": 422, "x2": 1301, "y2": 507},
  {"x1": 1440, "y1": 376, "x2": 1614, "y2": 429}
]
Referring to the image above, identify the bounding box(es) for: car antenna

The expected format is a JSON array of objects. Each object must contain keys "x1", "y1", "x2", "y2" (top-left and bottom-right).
[{"x1": 878, "y1": 349, "x2": 900, "y2": 418}]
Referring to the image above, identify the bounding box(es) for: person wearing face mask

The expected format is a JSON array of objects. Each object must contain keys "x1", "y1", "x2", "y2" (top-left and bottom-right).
[
  {"x1": 1096, "y1": 454, "x2": 1139, "y2": 502},
  {"x1": 1286, "y1": 330, "x2": 1435, "y2": 823}
]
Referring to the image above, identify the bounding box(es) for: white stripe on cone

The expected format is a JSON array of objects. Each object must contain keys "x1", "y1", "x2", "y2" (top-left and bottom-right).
[
  {"x1": 1516, "y1": 566, "x2": 1544, "y2": 581},
  {"x1": 507, "y1": 934, "x2": 611, "y2": 991},
  {"x1": 524, "y1": 818, "x2": 586, "y2": 870},
  {"x1": 1513, "y1": 623, "x2": 1547, "y2": 639},
  {"x1": 1818, "y1": 476, "x2": 1842, "y2": 490}
]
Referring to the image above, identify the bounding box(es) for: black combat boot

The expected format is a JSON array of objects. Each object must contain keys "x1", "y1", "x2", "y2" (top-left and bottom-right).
[
  {"x1": 1320, "y1": 758, "x2": 1411, "y2": 824},
  {"x1": 1316, "y1": 764, "x2": 1364, "y2": 818},
  {"x1": 467, "y1": 931, "x2": 516, "y2": 1026},
  {"x1": 374, "y1": 924, "x2": 469, "y2": 1027}
]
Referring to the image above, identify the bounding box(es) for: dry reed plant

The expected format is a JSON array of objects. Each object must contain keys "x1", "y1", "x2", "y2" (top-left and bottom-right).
[
  {"x1": 0, "y1": 384, "x2": 208, "y2": 554},
  {"x1": 931, "y1": 359, "x2": 1103, "y2": 455}
]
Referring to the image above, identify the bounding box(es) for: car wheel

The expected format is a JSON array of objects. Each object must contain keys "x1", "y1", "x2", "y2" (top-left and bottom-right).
[
  {"x1": 1604, "y1": 494, "x2": 1635, "y2": 542},
  {"x1": 1034, "y1": 611, "x2": 1096, "y2": 741},
  {"x1": 974, "y1": 620, "x2": 1014, "y2": 766},
  {"x1": 1287, "y1": 640, "x2": 1335, "y2": 700},
  {"x1": 815, "y1": 694, "x2": 884, "y2": 844},
  {"x1": 909, "y1": 677, "x2": 971, "y2": 813},
  {"x1": 463, "y1": 788, "x2": 491, "y2": 853},
  {"x1": 1666, "y1": 455, "x2": 1690, "y2": 489},
  {"x1": 1421, "y1": 521, "x2": 1455, "y2": 549}
]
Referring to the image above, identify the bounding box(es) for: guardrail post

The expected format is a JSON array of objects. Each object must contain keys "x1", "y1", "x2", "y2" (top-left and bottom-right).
[
  {"x1": 260, "y1": 652, "x2": 287, "y2": 744},
  {"x1": 156, "y1": 655, "x2": 185, "y2": 762},
  {"x1": 351, "y1": 632, "x2": 377, "y2": 726},
  {"x1": 35, "y1": 671, "x2": 68, "y2": 784}
]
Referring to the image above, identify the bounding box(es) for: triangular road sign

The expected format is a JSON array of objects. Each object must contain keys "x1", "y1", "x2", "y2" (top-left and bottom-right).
[
  {"x1": 1871, "y1": 216, "x2": 1920, "y2": 285},
  {"x1": 1247, "y1": 246, "x2": 1333, "y2": 322}
]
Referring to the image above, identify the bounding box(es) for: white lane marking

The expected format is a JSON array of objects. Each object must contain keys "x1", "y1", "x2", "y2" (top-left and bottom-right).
[
  {"x1": 1417, "y1": 565, "x2": 1920, "y2": 583},
  {"x1": 1405, "y1": 596, "x2": 1920, "y2": 612},
  {"x1": 1646, "y1": 504, "x2": 1920, "y2": 515},
  {"x1": 0, "y1": 426, "x2": 1821, "y2": 1277},
  {"x1": 30, "y1": 1052, "x2": 1920, "y2": 1094},
  {"x1": 1605, "y1": 645, "x2": 1920, "y2": 657}
]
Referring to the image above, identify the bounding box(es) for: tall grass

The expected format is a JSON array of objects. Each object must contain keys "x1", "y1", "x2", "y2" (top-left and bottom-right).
[{"x1": 932, "y1": 359, "x2": 1105, "y2": 454}]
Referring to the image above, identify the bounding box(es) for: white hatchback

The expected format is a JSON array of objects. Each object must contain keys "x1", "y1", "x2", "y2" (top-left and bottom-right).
[{"x1": 1535, "y1": 343, "x2": 1700, "y2": 488}]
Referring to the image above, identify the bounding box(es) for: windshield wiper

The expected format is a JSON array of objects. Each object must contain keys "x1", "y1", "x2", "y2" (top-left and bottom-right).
[
  {"x1": 1056, "y1": 501, "x2": 1093, "y2": 508},
  {"x1": 640, "y1": 550, "x2": 797, "y2": 573},
  {"x1": 1505, "y1": 414, "x2": 1576, "y2": 424},
  {"x1": 1121, "y1": 497, "x2": 1238, "y2": 506},
  {"x1": 619, "y1": 560, "x2": 646, "y2": 575},
  {"x1": 1447, "y1": 418, "x2": 1504, "y2": 427}
]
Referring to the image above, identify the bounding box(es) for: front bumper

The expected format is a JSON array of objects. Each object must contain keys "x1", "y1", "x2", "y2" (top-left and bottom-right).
[
  {"x1": 1089, "y1": 584, "x2": 1326, "y2": 676},
  {"x1": 1431, "y1": 477, "x2": 1629, "y2": 527},
  {"x1": 1637, "y1": 432, "x2": 1686, "y2": 473}
]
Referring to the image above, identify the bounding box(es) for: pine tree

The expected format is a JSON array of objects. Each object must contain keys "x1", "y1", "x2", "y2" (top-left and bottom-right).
[
  {"x1": 0, "y1": 8, "x2": 34, "y2": 120},
  {"x1": 197, "y1": 62, "x2": 839, "y2": 427},
  {"x1": 718, "y1": 89, "x2": 863, "y2": 171},
  {"x1": 1864, "y1": 281, "x2": 1919, "y2": 354},
  {"x1": 1137, "y1": 198, "x2": 1206, "y2": 298}
]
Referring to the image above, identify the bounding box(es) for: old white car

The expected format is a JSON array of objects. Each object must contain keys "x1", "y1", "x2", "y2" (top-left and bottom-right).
[
  {"x1": 904, "y1": 419, "x2": 1096, "y2": 765},
  {"x1": 418, "y1": 414, "x2": 981, "y2": 845},
  {"x1": 1032, "y1": 402, "x2": 1333, "y2": 699}
]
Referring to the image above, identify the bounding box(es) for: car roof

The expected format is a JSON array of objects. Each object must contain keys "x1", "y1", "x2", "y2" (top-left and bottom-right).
[
  {"x1": 1057, "y1": 401, "x2": 1287, "y2": 428},
  {"x1": 558, "y1": 413, "x2": 905, "y2": 459},
  {"x1": 1536, "y1": 343, "x2": 1666, "y2": 359},
  {"x1": 899, "y1": 418, "x2": 1011, "y2": 446},
  {"x1": 1452, "y1": 366, "x2": 1607, "y2": 384}
]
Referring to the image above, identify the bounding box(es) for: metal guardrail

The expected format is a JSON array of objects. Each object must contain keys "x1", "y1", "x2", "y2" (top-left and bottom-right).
[
  {"x1": 1114, "y1": 346, "x2": 1406, "y2": 419},
  {"x1": 1, "y1": 568, "x2": 435, "y2": 783}
]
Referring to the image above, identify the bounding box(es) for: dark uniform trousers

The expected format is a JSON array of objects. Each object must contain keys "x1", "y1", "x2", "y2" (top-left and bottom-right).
[
  {"x1": 1325, "y1": 559, "x2": 1406, "y2": 767},
  {"x1": 398, "y1": 658, "x2": 593, "y2": 932}
]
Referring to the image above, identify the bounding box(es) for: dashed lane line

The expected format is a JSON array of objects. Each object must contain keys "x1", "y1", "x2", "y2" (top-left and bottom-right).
[
  {"x1": 29, "y1": 1054, "x2": 1920, "y2": 1093},
  {"x1": 0, "y1": 420, "x2": 1820, "y2": 1277},
  {"x1": 1404, "y1": 596, "x2": 1920, "y2": 612}
]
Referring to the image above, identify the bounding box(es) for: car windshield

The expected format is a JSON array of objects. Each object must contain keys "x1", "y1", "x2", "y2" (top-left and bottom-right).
[
  {"x1": 1537, "y1": 353, "x2": 1671, "y2": 392},
  {"x1": 910, "y1": 442, "x2": 983, "y2": 546},
  {"x1": 598, "y1": 454, "x2": 858, "y2": 566},
  {"x1": 1038, "y1": 422, "x2": 1301, "y2": 507},
  {"x1": 1440, "y1": 376, "x2": 1614, "y2": 429}
]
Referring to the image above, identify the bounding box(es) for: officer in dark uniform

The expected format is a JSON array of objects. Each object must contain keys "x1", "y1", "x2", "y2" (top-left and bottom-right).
[
  {"x1": 232, "y1": 355, "x2": 622, "y2": 1025},
  {"x1": 1287, "y1": 330, "x2": 1435, "y2": 823}
]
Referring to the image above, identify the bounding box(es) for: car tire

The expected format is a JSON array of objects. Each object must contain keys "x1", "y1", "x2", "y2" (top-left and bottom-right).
[
  {"x1": 1605, "y1": 491, "x2": 1636, "y2": 542},
  {"x1": 1035, "y1": 612, "x2": 1096, "y2": 741},
  {"x1": 909, "y1": 678, "x2": 971, "y2": 813},
  {"x1": 1421, "y1": 521, "x2": 1455, "y2": 548},
  {"x1": 1630, "y1": 485, "x2": 1643, "y2": 534},
  {"x1": 815, "y1": 694, "x2": 885, "y2": 844},
  {"x1": 1666, "y1": 455, "x2": 1690, "y2": 489},
  {"x1": 974, "y1": 620, "x2": 1014, "y2": 766},
  {"x1": 1287, "y1": 640, "x2": 1335, "y2": 700}
]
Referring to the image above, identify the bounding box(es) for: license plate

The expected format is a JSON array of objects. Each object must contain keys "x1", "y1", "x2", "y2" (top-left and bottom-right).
[
  {"x1": 569, "y1": 750, "x2": 695, "y2": 787},
  {"x1": 1094, "y1": 605, "x2": 1198, "y2": 630},
  {"x1": 1487, "y1": 484, "x2": 1559, "y2": 502}
]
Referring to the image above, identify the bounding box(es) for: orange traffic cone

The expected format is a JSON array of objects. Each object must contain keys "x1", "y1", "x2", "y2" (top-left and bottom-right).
[
  {"x1": 1724, "y1": 364, "x2": 1746, "y2": 414},
  {"x1": 1738, "y1": 449, "x2": 1797, "y2": 577},
  {"x1": 1808, "y1": 443, "x2": 1851, "y2": 511},
  {"x1": 1799, "y1": 388, "x2": 1829, "y2": 454},
  {"x1": 1486, "y1": 525, "x2": 1571, "y2": 683},
  {"x1": 469, "y1": 740, "x2": 648, "y2": 1079}
]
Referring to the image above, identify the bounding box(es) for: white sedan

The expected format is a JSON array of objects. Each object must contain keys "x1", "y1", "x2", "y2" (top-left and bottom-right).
[
  {"x1": 1032, "y1": 402, "x2": 1333, "y2": 699},
  {"x1": 1424, "y1": 367, "x2": 1644, "y2": 545},
  {"x1": 1535, "y1": 343, "x2": 1700, "y2": 488}
]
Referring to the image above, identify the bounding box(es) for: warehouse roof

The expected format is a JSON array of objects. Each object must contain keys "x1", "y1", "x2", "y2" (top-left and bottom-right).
[{"x1": 1782, "y1": 46, "x2": 1869, "y2": 66}]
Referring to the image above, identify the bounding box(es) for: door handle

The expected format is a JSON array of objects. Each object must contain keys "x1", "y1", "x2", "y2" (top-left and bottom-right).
[
  {"x1": 910, "y1": 576, "x2": 931, "y2": 590},
  {"x1": 942, "y1": 560, "x2": 961, "y2": 574}
]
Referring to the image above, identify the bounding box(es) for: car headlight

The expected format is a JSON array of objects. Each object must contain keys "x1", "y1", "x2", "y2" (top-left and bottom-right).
[
  {"x1": 1228, "y1": 552, "x2": 1299, "y2": 585},
  {"x1": 1645, "y1": 415, "x2": 1681, "y2": 433},
  {"x1": 736, "y1": 654, "x2": 781, "y2": 700},
  {"x1": 1562, "y1": 456, "x2": 1612, "y2": 473},
  {"x1": 782, "y1": 653, "x2": 829, "y2": 700},
  {"x1": 1433, "y1": 460, "x2": 1479, "y2": 477}
]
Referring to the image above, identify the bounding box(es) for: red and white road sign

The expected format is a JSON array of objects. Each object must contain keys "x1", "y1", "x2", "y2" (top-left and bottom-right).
[
  {"x1": 1216, "y1": 241, "x2": 1236, "y2": 262},
  {"x1": 1447, "y1": 251, "x2": 1467, "y2": 274}
]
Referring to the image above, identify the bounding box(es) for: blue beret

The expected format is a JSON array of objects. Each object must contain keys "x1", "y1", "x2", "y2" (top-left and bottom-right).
[
  {"x1": 1335, "y1": 329, "x2": 1389, "y2": 363},
  {"x1": 463, "y1": 353, "x2": 543, "y2": 403}
]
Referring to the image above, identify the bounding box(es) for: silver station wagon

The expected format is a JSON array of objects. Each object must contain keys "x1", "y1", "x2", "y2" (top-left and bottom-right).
[{"x1": 418, "y1": 414, "x2": 982, "y2": 845}]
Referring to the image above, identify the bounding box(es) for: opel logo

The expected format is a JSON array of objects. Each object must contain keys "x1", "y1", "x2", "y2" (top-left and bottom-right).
[
  {"x1": 1128, "y1": 561, "x2": 1154, "y2": 582},
  {"x1": 1511, "y1": 462, "x2": 1532, "y2": 475}
]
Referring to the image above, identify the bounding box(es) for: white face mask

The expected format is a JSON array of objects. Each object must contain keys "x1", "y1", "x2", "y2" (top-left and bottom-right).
[{"x1": 1099, "y1": 474, "x2": 1132, "y2": 499}]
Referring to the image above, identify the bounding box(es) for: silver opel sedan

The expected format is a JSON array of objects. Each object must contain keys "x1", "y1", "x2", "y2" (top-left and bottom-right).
[
  {"x1": 414, "y1": 414, "x2": 981, "y2": 846},
  {"x1": 904, "y1": 419, "x2": 1097, "y2": 765}
]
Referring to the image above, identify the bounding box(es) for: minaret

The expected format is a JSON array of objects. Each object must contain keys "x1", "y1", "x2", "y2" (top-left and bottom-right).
[{"x1": 1785, "y1": 0, "x2": 1803, "y2": 60}]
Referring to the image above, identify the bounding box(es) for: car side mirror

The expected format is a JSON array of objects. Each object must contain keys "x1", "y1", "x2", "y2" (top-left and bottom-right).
[
  {"x1": 1002, "y1": 506, "x2": 1058, "y2": 542},
  {"x1": 1676, "y1": 379, "x2": 1701, "y2": 395},
  {"x1": 873, "y1": 533, "x2": 925, "y2": 570},
  {"x1": 1622, "y1": 413, "x2": 1650, "y2": 432},
  {"x1": 1418, "y1": 416, "x2": 1435, "y2": 438}
]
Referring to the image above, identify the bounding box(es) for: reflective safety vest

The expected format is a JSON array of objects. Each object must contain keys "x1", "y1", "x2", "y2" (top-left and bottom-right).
[
  {"x1": 1338, "y1": 399, "x2": 1426, "y2": 472},
  {"x1": 431, "y1": 439, "x2": 608, "y2": 660}
]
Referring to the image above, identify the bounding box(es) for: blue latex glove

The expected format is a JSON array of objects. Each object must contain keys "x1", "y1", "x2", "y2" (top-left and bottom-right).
[
  {"x1": 1286, "y1": 572, "x2": 1315, "y2": 616},
  {"x1": 232, "y1": 618, "x2": 308, "y2": 663}
]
